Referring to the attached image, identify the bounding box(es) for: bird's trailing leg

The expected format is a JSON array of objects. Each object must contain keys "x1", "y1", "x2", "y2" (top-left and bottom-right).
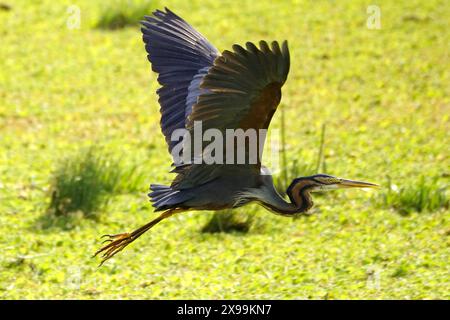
[{"x1": 94, "y1": 209, "x2": 180, "y2": 266}]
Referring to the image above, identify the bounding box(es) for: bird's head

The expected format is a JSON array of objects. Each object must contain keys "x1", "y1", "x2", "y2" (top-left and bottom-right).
[
  {"x1": 308, "y1": 174, "x2": 378, "y2": 191},
  {"x1": 283, "y1": 174, "x2": 379, "y2": 213},
  {"x1": 288, "y1": 174, "x2": 379, "y2": 194}
]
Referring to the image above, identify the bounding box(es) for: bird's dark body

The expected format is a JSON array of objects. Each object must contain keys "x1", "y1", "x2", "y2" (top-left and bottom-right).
[
  {"x1": 94, "y1": 7, "x2": 377, "y2": 264},
  {"x1": 150, "y1": 165, "x2": 265, "y2": 212}
]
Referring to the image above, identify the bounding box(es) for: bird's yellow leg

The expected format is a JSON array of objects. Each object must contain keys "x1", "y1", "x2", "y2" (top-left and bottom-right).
[{"x1": 94, "y1": 209, "x2": 179, "y2": 266}]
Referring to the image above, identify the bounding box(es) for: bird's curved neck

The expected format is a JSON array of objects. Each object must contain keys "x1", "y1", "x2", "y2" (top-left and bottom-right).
[
  {"x1": 262, "y1": 179, "x2": 314, "y2": 216},
  {"x1": 286, "y1": 179, "x2": 314, "y2": 213}
]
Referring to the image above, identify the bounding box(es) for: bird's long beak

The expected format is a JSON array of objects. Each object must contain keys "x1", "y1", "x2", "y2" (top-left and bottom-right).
[{"x1": 337, "y1": 179, "x2": 379, "y2": 189}]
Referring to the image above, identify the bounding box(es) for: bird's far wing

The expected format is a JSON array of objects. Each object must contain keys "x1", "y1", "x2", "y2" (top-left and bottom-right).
[
  {"x1": 141, "y1": 8, "x2": 219, "y2": 155},
  {"x1": 171, "y1": 41, "x2": 290, "y2": 189}
]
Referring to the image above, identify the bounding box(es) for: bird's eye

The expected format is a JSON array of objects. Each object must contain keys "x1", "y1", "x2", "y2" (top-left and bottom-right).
[
  {"x1": 318, "y1": 177, "x2": 334, "y2": 184},
  {"x1": 325, "y1": 178, "x2": 339, "y2": 185}
]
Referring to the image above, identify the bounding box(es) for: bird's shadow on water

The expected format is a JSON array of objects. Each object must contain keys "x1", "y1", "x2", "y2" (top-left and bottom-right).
[
  {"x1": 200, "y1": 210, "x2": 254, "y2": 234},
  {"x1": 198, "y1": 206, "x2": 317, "y2": 237}
]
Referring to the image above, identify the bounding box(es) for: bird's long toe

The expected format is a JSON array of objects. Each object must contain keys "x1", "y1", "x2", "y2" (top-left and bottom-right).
[{"x1": 94, "y1": 233, "x2": 133, "y2": 266}]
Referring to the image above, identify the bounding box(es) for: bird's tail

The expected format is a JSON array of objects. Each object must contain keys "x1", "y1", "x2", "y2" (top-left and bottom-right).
[{"x1": 148, "y1": 184, "x2": 184, "y2": 211}]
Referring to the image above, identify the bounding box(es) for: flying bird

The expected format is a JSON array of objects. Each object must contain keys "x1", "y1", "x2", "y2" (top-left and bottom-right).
[{"x1": 95, "y1": 8, "x2": 378, "y2": 265}]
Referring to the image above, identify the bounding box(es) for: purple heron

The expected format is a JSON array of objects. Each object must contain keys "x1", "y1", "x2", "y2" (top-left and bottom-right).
[{"x1": 94, "y1": 8, "x2": 378, "y2": 265}]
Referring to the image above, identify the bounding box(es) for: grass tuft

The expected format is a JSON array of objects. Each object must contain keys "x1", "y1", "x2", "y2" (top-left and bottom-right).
[
  {"x1": 378, "y1": 176, "x2": 448, "y2": 215},
  {"x1": 0, "y1": 2, "x2": 11, "y2": 11},
  {"x1": 95, "y1": 0, "x2": 159, "y2": 30},
  {"x1": 47, "y1": 147, "x2": 145, "y2": 219}
]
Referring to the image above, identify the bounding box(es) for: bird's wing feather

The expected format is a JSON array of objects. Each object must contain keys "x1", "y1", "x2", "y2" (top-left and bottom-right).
[
  {"x1": 172, "y1": 41, "x2": 290, "y2": 189},
  {"x1": 141, "y1": 8, "x2": 219, "y2": 154}
]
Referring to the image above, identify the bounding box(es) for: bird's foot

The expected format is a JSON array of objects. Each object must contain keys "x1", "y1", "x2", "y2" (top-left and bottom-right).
[
  {"x1": 93, "y1": 210, "x2": 180, "y2": 266},
  {"x1": 94, "y1": 232, "x2": 134, "y2": 266}
]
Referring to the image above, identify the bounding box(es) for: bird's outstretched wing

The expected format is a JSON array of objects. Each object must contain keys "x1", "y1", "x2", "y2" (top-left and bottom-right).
[
  {"x1": 188, "y1": 41, "x2": 290, "y2": 131},
  {"x1": 141, "y1": 8, "x2": 219, "y2": 154},
  {"x1": 172, "y1": 41, "x2": 290, "y2": 189}
]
